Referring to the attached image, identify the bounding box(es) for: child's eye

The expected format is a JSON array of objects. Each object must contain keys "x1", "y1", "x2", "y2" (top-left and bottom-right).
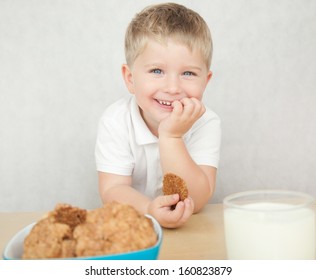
[
  {"x1": 151, "y1": 68, "x2": 162, "y2": 74},
  {"x1": 183, "y1": 71, "x2": 196, "y2": 76}
]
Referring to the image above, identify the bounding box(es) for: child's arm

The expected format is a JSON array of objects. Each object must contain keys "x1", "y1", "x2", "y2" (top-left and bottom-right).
[
  {"x1": 98, "y1": 172, "x2": 150, "y2": 213},
  {"x1": 98, "y1": 171, "x2": 194, "y2": 228},
  {"x1": 158, "y1": 97, "x2": 216, "y2": 213}
]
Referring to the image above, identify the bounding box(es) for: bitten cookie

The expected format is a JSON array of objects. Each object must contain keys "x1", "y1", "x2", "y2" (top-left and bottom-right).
[{"x1": 162, "y1": 173, "x2": 188, "y2": 201}]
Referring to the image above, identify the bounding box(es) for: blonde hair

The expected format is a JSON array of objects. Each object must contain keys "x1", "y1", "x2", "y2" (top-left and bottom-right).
[{"x1": 125, "y1": 3, "x2": 213, "y2": 69}]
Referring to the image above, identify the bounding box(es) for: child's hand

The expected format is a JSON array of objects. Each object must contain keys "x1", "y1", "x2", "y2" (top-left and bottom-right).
[
  {"x1": 147, "y1": 194, "x2": 194, "y2": 228},
  {"x1": 158, "y1": 97, "x2": 205, "y2": 138}
]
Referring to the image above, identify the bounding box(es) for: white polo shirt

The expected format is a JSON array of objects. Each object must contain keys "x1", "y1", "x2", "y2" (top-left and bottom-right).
[{"x1": 95, "y1": 95, "x2": 221, "y2": 199}]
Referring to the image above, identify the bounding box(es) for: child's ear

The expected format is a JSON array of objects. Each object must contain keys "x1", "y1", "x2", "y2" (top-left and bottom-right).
[
  {"x1": 206, "y1": 70, "x2": 213, "y2": 83},
  {"x1": 122, "y1": 64, "x2": 135, "y2": 94}
]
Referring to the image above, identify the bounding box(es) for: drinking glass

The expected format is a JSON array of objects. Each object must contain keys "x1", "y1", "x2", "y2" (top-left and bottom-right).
[{"x1": 223, "y1": 190, "x2": 315, "y2": 259}]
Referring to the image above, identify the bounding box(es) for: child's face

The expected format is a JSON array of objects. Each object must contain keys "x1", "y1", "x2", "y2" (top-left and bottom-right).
[{"x1": 122, "y1": 39, "x2": 212, "y2": 135}]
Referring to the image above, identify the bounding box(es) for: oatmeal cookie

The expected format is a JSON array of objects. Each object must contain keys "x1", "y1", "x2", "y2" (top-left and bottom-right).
[{"x1": 162, "y1": 173, "x2": 188, "y2": 201}]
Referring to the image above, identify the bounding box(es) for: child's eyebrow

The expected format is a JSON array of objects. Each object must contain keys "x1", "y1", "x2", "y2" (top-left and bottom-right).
[
  {"x1": 185, "y1": 65, "x2": 203, "y2": 72},
  {"x1": 144, "y1": 63, "x2": 203, "y2": 72},
  {"x1": 144, "y1": 63, "x2": 165, "y2": 68}
]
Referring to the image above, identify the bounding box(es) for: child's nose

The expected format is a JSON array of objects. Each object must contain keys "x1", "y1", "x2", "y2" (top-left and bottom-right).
[{"x1": 164, "y1": 74, "x2": 181, "y2": 95}]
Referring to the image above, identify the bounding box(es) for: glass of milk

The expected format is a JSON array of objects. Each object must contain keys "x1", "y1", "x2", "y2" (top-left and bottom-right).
[{"x1": 223, "y1": 190, "x2": 315, "y2": 259}]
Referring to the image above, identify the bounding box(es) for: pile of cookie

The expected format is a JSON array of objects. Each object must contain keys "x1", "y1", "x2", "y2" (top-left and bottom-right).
[{"x1": 23, "y1": 202, "x2": 157, "y2": 259}]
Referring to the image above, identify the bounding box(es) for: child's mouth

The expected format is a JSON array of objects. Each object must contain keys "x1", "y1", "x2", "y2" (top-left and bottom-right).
[{"x1": 155, "y1": 99, "x2": 172, "y2": 106}]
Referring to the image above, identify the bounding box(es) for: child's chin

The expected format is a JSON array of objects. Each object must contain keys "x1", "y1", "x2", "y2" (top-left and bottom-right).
[{"x1": 158, "y1": 111, "x2": 171, "y2": 120}]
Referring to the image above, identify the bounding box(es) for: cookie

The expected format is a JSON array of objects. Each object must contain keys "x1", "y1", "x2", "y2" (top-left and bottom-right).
[
  {"x1": 162, "y1": 173, "x2": 188, "y2": 201},
  {"x1": 23, "y1": 202, "x2": 157, "y2": 259}
]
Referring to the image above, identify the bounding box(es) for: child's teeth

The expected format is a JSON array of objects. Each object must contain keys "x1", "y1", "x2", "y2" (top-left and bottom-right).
[{"x1": 159, "y1": 100, "x2": 171, "y2": 106}]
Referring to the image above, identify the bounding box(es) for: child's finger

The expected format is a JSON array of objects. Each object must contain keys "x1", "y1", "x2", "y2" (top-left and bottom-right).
[
  {"x1": 158, "y1": 194, "x2": 179, "y2": 207},
  {"x1": 171, "y1": 100, "x2": 183, "y2": 115},
  {"x1": 190, "y1": 97, "x2": 205, "y2": 118},
  {"x1": 181, "y1": 98, "x2": 196, "y2": 117},
  {"x1": 168, "y1": 200, "x2": 185, "y2": 220},
  {"x1": 178, "y1": 198, "x2": 194, "y2": 222}
]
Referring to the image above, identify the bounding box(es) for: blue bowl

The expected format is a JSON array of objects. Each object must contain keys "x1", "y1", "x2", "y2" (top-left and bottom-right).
[{"x1": 3, "y1": 215, "x2": 162, "y2": 260}]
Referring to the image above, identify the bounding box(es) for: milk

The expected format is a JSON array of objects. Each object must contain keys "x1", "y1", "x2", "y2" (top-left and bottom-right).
[{"x1": 224, "y1": 202, "x2": 316, "y2": 259}]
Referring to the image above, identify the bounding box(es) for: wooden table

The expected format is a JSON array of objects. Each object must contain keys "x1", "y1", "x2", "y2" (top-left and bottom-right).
[
  {"x1": 160, "y1": 204, "x2": 227, "y2": 259},
  {"x1": 0, "y1": 204, "x2": 227, "y2": 260}
]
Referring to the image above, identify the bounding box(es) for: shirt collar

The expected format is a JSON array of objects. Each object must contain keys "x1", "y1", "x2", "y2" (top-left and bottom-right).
[{"x1": 130, "y1": 96, "x2": 158, "y2": 145}]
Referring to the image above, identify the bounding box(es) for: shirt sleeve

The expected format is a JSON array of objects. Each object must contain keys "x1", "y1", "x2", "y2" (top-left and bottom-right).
[
  {"x1": 95, "y1": 113, "x2": 134, "y2": 176},
  {"x1": 185, "y1": 109, "x2": 221, "y2": 168}
]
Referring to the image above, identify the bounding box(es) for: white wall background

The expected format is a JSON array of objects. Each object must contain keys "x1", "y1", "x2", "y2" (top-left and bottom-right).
[{"x1": 1, "y1": 0, "x2": 315, "y2": 211}]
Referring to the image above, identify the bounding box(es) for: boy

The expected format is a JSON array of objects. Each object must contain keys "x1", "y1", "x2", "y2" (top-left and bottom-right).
[{"x1": 95, "y1": 3, "x2": 221, "y2": 228}]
